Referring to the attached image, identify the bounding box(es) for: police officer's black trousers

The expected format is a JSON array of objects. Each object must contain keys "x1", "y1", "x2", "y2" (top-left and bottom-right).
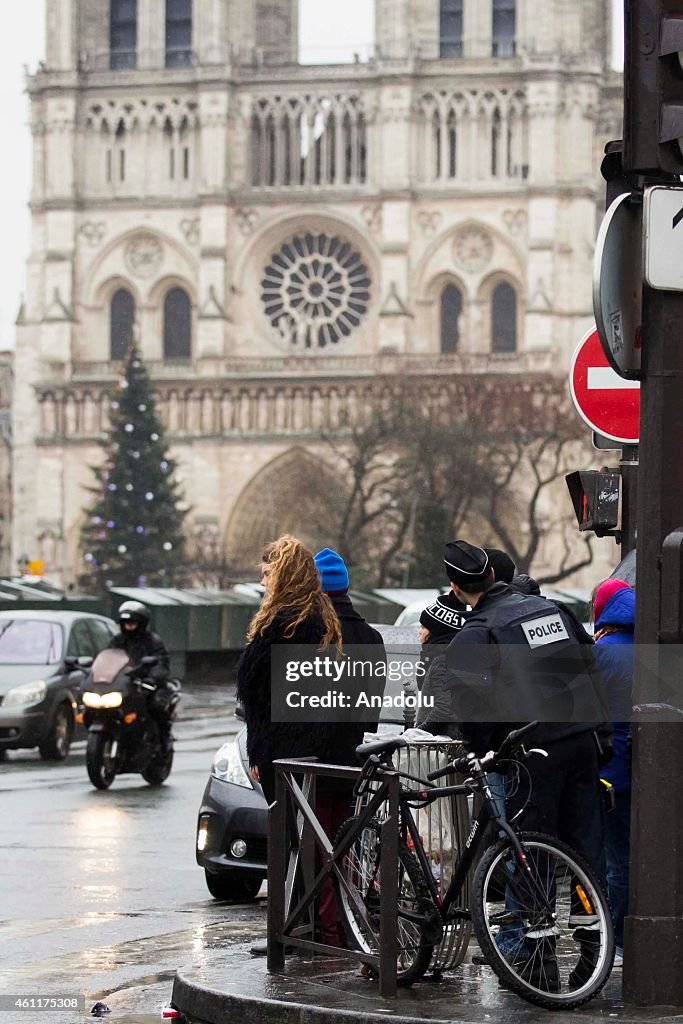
[{"x1": 507, "y1": 730, "x2": 606, "y2": 885}]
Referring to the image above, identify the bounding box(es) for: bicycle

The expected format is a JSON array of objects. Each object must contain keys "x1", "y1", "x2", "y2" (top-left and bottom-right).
[{"x1": 334, "y1": 722, "x2": 615, "y2": 1010}]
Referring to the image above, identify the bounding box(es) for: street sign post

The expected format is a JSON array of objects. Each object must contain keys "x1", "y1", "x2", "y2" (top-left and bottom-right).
[
  {"x1": 569, "y1": 326, "x2": 640, "y2": 444},
  {"x1": 644, "y1": 185, "x2": 683, "y2": 290},
  {"x1": 593, "y1": 191, "x2": 643, "y2": 378}
]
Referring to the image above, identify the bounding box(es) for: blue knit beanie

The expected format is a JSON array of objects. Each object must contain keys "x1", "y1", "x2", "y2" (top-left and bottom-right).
[{"x1": 314, "y1": 548, "x2": 349, "y2": 593}]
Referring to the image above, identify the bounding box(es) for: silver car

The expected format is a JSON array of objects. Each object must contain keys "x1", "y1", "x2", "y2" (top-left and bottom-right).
[{"x1": 0, "y1": 610, "x2": 117, "y2": 761}]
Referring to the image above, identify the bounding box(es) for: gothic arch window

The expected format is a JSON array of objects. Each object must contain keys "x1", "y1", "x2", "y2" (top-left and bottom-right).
[
  {"x1": 440, "y1": 0, "x2": 463, "y2": 58},
  {"x1": 249, "y1": 95, "x2": 367, "y2": 189},
  {"x1": 491, "y1": 282, "x2": 517, "y2": 352},
  {"x1": 440, "y1": 284, "x2": 463, "y2": 353},
  {"x1": 166, "y1": 0, "x2": 192, "y2": 68},
  {"x1": 110, "y1": 288, "x2": 136, "y2": 360},
  {"x1": 492, "y1": 0, "x2": 516, "y2": 57},
  {"x1": 163, "y1": 287, "x2": 192, "y2": 360},
  {"x1": 110, "y1": 0, "x2": 137, "y2": 69}
]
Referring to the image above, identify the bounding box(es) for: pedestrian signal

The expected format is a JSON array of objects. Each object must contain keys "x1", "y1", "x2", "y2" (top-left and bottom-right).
[{"x1": 565, "y1": 469, "x2": 620, "y2": 535}]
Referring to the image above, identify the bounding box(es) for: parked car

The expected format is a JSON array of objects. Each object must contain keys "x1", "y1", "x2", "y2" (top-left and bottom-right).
[
  {"x1": 196, "y1": 625, "x2": 421, "y2": 900},
  {"x1": 0, "y1": 610, "x2": 117, "y2": 761}
]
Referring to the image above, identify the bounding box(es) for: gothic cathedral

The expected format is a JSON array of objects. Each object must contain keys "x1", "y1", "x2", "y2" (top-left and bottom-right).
[{"x1": 14, "y1": 0, "x2": 621, "y2": 584}]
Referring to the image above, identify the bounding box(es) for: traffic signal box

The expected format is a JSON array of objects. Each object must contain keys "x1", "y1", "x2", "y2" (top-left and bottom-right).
[
  {"x1": 565, "y1": 469, "x2": 620, "y2": 535},
  {"x1": 624, "y1": 0, "x2": 683, "y2": 175}
]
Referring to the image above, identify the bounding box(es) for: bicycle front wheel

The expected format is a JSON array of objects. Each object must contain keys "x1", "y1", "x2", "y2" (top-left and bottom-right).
[
  {"x1": 334, "y1": 816, "x2": 436, "y2": 986},
  {"x1": 471, "y1": 831, "x2": 614, "y2": 1010}
]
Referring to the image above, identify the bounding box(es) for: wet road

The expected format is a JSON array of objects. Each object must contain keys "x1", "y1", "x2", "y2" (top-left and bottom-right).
[{"x1": 0, "y1": 683, "x2": 267, "y2": 1023}]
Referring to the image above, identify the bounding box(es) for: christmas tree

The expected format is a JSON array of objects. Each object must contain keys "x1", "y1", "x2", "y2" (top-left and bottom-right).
[{"x1": 79, "y1": 347, "x2": 189, "y2": 590}]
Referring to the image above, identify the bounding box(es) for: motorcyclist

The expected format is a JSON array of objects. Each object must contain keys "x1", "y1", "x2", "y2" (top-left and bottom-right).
[{"x1": 108, "y1": 601, "x2": 176, "y2": 753}]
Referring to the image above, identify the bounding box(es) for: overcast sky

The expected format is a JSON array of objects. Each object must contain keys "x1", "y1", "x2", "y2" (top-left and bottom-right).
[{"x1": 0, "y1": 0, "x2": 622, "y2": 349}]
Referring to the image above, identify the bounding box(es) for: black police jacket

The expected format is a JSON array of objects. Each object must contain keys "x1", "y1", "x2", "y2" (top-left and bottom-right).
[
  {"x1": 108, "y1": 630, "x2": 170, "y2": 684},
  {"x1": 444, "y1": 583, "x2": 610, "y2": 756}
]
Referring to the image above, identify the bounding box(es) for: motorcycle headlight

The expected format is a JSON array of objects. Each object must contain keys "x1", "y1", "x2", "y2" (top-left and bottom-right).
[
  {"x1": 3, "y1": 680, "x2": 47, "y2": 707},
  {"x1": 100, "y1": 691, "x2": 123, "y2": 709},
  {"x1": 83, "y1": 691, "x2": 123, "y2": 709},
  {"x1": 211, "y1": 740, "x2": 253, "y2": 788}
]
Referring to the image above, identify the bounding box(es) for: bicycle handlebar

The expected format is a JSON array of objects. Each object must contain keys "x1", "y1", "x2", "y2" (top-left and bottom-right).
[{"x1": 426, "y1": 721, "x2": 540, "y2": 782}]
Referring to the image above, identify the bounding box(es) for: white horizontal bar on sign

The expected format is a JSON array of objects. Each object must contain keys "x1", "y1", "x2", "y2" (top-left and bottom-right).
[{"x1": 587, "y1": 367, "x2": 640, "y2": 391}]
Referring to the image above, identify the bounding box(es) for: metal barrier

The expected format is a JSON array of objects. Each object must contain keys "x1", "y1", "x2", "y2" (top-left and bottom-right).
[
  {"x1": 354, "y1": 739, "x2": 472, "y2": 972},
  {"x1": 267, "y1": 757, "x2": 402, "y2": 997}
]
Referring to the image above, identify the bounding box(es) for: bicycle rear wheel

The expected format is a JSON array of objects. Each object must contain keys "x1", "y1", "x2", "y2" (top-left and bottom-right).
[
  {"x1": 471, "y1": 831, "x2": 614, "y2": 1010},
  {"x1": 334, "y1": 816, "x2": 436, "y2": 986}
]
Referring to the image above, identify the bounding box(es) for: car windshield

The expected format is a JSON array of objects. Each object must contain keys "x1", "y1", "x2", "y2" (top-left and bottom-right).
[{"x1": 0, "y1": 620, "x2": 63, "y2": 664}]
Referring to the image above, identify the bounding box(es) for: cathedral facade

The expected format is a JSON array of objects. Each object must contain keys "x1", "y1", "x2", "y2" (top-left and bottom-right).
[{"x1": 14, "y1": 0, "x2": 622, "y2": 585}]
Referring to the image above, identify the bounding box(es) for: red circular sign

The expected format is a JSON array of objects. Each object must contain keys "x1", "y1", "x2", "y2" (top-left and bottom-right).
[{"x1": 569, "y1": 326, "x2": 640, "y2": 444}]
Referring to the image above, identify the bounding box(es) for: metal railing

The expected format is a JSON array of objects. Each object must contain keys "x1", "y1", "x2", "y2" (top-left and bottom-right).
[{"x1": 267, "y1": 757, "x2": 401, "y2": 997}]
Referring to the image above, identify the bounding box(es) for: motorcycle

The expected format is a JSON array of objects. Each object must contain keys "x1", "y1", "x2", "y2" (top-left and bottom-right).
[{"x1": 80, "y1": 648, "x2": 180, "y2": 790}]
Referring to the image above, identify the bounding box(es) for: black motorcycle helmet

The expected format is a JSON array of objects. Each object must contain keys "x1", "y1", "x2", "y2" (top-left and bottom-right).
[{"x1": 118, "y1": 600, "x2": 151, "y2": 636}]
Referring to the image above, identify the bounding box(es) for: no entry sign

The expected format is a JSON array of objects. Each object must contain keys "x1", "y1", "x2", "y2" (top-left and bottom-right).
[{"x1": 569, "y1": 327, "x2": 640, "y2": 445}]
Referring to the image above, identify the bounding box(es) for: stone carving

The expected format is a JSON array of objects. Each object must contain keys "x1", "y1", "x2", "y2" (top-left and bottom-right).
[
  {"x1": 503, "y1": 209, "x2": 527, "y2": 235},
  {"x1": 236, "y1": 208, "x2": 259, "y2": 235},
  {"x1": 417, "y1": 210, "x2": 442, "y2": 236},
  {"x1": 452, "y1": 225, "x2": 494, "y2": 273},
  {"x1": 361, "y1": 205, "x2": 382, "y2": 235},
  {"x1": 180, "y1": 218, "x2": 200, "y2": 245},
  {"x1": 124, "y1": 234, "x2": 163, "y2": 279},
  {"x1": 193, "y1": 518, "x2": 221, "y2": 561},
  {"x1": 79, "y1": 221, "x2": 106, "y2": 246}
]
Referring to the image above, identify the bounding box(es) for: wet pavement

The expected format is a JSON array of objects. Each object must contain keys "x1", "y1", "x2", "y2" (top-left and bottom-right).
[
  {"x1": 174, "y1": 948, "x2": 680, "y2": 1024},
  {"x1": 0, "y1": 682, "x2": 267, "y2": 1024}
]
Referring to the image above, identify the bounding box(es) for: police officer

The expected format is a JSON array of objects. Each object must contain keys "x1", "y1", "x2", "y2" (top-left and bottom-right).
[
  {"x1": 109, "y1": 601, "x2": 176, "y2": 753},
  {"x1": 442, "y1": 540, "x2": 610, "y2": 879}
]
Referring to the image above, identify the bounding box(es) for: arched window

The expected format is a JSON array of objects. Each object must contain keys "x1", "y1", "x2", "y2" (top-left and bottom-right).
[
  {"x1": 491, "y1": 283, "x2": 517, "y2": 352},
  {"x1": 110, "y1": 0, "x2": 137, "y2": 69},
  {"x1": 166, "y1": 0, "x2": 192, "y2": 67},
  {"x1": 110, "y1": 288, "x2": 135, "y2": 360},
  {"x1": 492, "y1": 0, "x2": 516, "y2": 57},
  {"x1": 440, "y1": 284, "x2": 463, "y2": 353},
  {"x1": 163, "y1": 288, "x2": 192, "y2": 360},
  {"x1": 440, "y1": 0, "x2": 463, "y2": 58}
]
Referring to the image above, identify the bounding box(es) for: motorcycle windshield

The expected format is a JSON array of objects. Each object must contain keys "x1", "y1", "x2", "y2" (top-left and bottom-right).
[{"x1": 91, "y1": 647, "x2": 130, "y2": 684}]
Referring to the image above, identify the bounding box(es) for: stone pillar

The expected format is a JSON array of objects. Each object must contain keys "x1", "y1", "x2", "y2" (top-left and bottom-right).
[{"x1": 45, "y1": 0, "x2": 77, "y2": 70}]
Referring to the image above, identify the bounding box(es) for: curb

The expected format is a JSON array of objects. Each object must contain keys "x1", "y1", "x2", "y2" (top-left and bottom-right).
[{"x1": 172, "y1": 970, "x2": 458, "y2": 1024}]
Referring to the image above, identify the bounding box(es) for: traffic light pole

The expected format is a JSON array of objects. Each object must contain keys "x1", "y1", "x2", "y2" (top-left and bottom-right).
[
  {"x1": 619, "y1": 0, "x2": 683, "y2": 1004},
  {"x1": 625, "y1": 279, "x2": 683, "y2": 1004}
]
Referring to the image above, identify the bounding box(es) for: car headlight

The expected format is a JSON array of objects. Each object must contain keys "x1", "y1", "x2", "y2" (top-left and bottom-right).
[
  {"x1": 82, "y1": 691, "x2": 123, "y2": 709},
  {"x1": 3, "y1": 680, "x2": 47, "y2": 707},
  {"x1": 211, "y1": 740, "x2": 253, "y2": 788}
]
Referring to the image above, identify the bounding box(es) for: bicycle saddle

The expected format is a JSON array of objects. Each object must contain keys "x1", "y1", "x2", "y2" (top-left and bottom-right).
[{"x1": 356, "y1": 735, "x2": 408, "y2": 760}]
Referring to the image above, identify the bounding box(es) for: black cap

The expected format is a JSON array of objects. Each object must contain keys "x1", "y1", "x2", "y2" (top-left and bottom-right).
[
  {"x1": 419, "y1": 592, "x2": 467, "y2": 639},
  {"x1": 484, "y1": 548, "x2": 516, "y2": 585},
  {"x1": 443, "y1": 539, "x2": 490, "y2": 587}
]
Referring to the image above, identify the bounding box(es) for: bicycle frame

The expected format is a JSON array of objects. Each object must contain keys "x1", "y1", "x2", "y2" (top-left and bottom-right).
[{"x1": 385, "y1": 762, "x2": 534, "y2": 929}]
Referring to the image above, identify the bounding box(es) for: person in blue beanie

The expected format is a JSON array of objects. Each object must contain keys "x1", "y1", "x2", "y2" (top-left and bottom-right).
[
  {"x1": 591, "y1": 578, "x2": 635, "y2": 970},
  {"x1": 312, "y1": 547, "x2": 386, "y2": 947}
]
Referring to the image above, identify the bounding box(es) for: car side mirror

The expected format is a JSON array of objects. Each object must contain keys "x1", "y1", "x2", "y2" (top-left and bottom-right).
[
  {"x1": 64, "y1": 655, "x2": 78, "y2": 668},
  {"x1": 235, "y1": 702, "x2": 245, "y2": 721}
]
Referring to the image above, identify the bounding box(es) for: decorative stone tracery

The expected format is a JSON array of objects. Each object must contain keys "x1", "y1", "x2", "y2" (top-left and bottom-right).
[{"x1": 260, "y1": 232, "x2": 372, "y2": 349}]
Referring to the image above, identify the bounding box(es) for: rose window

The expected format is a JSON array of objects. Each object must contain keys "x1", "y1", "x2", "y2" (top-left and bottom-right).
[{"x1": 261, "y1": 233, "x2": 371, "y2": 349}]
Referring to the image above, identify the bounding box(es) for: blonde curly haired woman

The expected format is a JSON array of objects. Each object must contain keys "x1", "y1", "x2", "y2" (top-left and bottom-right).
[{"x1": 237, "y1": 534, "x2": 352, "y2": 948}]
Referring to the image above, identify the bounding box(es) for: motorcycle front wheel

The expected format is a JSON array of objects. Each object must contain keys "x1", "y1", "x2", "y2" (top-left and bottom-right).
[
  {"x1": 86, "y1": 731, "x2": 118, "y2": 790},
  {"x1": 142, "y1": 747, "x2": 173, "y2": 786}
]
